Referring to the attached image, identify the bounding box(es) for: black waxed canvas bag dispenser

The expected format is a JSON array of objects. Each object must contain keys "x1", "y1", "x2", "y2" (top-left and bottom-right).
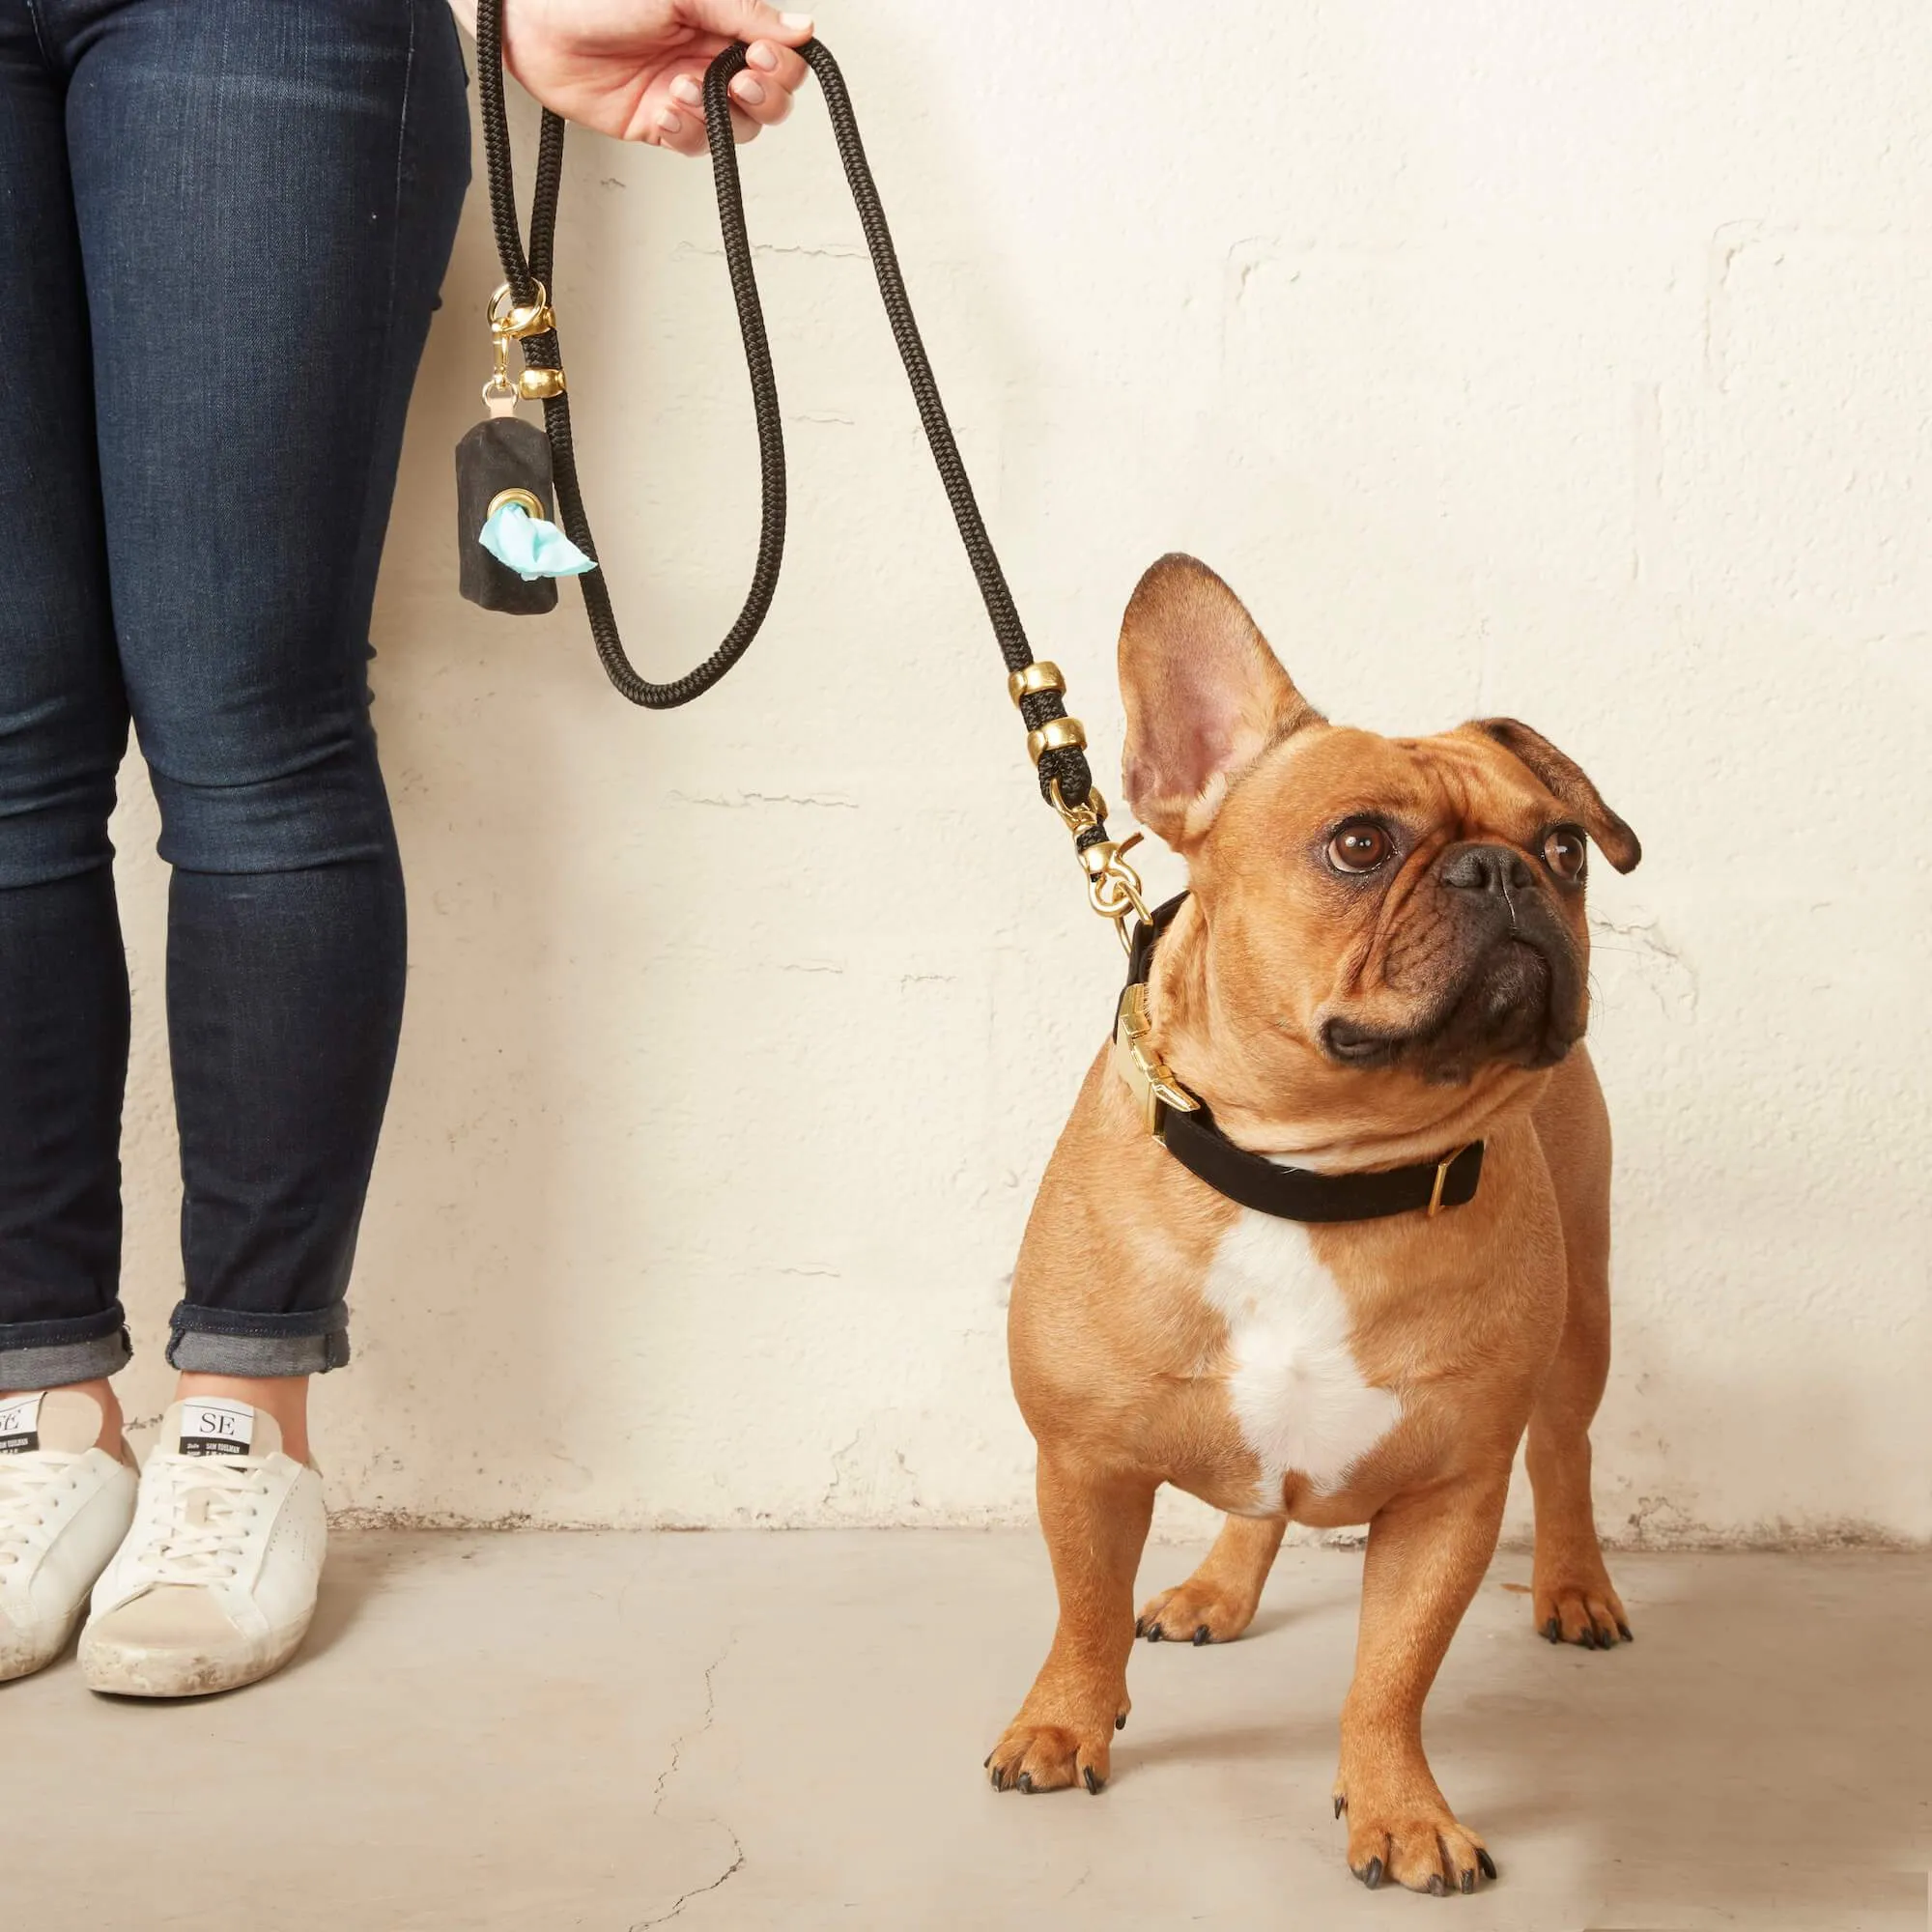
[{"x1": 456, "y1": 415, "x2": 559, "y2": 614}]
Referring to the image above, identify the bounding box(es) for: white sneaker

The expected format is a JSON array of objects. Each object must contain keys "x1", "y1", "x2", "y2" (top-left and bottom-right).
[
  {"x1": 0, "y1": 1389, "x2": 139, "y2": 1682},
  {"x1": 81, "y1": 1398, "x2": 327, "y2": 1698}
]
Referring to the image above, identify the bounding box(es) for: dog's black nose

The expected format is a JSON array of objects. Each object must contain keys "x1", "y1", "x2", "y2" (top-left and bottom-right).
[{"x1": 1438, "y1": 843, "x2": 1535, "y2": 895}]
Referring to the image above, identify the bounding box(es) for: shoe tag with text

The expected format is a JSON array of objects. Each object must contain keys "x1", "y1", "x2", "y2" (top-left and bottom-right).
[
  {"x1": 0, "y1": 1392, "x2": 42, "y2": 1454},
  {"x1": 179, "y1": 1400, "x2": 255, "y2": 1458}
]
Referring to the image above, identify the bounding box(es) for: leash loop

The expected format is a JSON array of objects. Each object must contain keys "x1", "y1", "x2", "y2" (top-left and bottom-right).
[{"x1": 472, "y1": 3, "x2": 1153, "y2": 939}]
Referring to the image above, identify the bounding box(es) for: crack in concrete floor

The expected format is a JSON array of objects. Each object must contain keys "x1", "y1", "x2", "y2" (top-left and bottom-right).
[{"x1": 4, "y1": 1532, "x2": 1924, "y2": 1930}]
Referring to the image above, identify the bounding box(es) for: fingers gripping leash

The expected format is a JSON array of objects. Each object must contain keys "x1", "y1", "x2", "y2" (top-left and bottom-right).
[{"x1": 468, "y1": 2, "x2": 1152, "y2": 947}]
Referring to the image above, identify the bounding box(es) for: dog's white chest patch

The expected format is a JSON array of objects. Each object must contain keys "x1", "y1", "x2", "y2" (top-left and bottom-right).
[{"x1": 1202, "y1": 1209, "x2": 1402, "y2": 1504}]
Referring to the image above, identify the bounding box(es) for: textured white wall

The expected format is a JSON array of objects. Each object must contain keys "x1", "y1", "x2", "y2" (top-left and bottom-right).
[{"x1": 111, "y1": 0, "x2": 1931, "y2": 1542}]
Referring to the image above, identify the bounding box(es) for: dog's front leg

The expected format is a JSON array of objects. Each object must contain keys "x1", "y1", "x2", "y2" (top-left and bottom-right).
[
  {"x1": 986, "y1": 1453, "x2": 1153, "y2": 1796},
  {"x1": 1333, "y1": 1474, "x2": 1509, "y2": 1893}
]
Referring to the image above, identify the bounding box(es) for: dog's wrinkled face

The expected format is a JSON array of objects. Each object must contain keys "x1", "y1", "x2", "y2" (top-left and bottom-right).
[{"x1": 1119, "y1": 554, "x2": 1639, "y2": 1117}]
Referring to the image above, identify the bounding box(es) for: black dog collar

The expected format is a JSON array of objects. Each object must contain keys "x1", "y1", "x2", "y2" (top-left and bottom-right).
[{"x1": 1115, "y1": 895, "x2": 1484, "y2": 1224}]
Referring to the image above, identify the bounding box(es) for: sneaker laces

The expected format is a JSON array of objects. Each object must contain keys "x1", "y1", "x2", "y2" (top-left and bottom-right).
[
  {"x1": 0, "y1": 1454, "x2": 81, "y2": 1567},
  {"x1": 136, "y1": 1455, "x2": 272, "y2": 1585}
]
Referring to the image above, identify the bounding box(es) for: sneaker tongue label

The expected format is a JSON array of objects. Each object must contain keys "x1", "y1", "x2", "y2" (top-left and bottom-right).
[
  {"x1": 179, "y1": 1400, "x2": 255, "y2": 1459},
  {"x1": 0, "y1": 1393, "x2": 42, "y2": 1454}
]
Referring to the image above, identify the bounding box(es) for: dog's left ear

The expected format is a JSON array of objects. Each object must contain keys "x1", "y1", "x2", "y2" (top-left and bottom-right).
[
  {"x1": 1119, "y1": 554, "x2": 1323, "y2": 851},
  {"x1": 1468, "y1": 717, "x2": 1642, "y2": 873}
]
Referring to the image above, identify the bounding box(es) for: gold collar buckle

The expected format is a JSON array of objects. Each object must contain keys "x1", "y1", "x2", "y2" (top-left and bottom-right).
[{"x1": 1113, "y1": 981, "x2": 1201, "y2": 1140}]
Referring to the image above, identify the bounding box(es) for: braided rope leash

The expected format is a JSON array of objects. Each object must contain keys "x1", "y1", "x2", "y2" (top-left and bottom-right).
[{"x1": 470, "y1": 4, "x2": 1152, "y2": 944}]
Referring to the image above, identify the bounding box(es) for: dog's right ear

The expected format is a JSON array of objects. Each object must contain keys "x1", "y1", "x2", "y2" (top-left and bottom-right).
[{"x1": 1118, "y1": 554, "x2": 1322, "y2": 851}]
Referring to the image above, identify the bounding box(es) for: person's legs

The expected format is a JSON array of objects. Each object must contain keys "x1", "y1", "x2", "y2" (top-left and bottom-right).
[
  {"x1": 0, "y1": 2, "x2": 135, "y2": 1421},
  {"x1": 65, "y1": 0, "x2": 470, "y2": 1400},
  {"x1": 49, "y1": 0, "x2": 469, "y2": 1694},
  {"x1": 0, "y1": 20, "x2": 146, "y2": 1677}
]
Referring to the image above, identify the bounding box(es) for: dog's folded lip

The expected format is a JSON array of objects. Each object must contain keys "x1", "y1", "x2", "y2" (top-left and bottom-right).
[{"x1": 1320, "y1": 1016, "x2": 1406, "y2": 1065}]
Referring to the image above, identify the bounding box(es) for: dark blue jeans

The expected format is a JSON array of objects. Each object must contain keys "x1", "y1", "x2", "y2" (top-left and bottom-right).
[{"x1": 0, "y1": 0, "x2": 469, "y2": 1385}]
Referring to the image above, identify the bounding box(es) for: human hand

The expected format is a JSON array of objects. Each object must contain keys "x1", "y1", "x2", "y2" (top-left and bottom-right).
[{"x1": 451, "y1": 0, "x2": 815, "y2": 154}]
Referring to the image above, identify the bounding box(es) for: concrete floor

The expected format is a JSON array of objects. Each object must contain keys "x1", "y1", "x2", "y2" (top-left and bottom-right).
[{"x1": 9, "y1": 1533, "x2": 1926, "y2": 1931}]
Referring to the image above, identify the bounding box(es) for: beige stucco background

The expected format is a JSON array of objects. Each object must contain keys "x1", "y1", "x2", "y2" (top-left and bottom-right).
[{"x1": 108, "y1": 0, "x2": 1929, "y2": 1542}]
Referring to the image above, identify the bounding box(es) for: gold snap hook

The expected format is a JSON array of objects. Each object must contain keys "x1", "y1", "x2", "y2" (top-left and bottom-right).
[{"x1": 488, "y1": 279, "x2": 556, "y2": 340}]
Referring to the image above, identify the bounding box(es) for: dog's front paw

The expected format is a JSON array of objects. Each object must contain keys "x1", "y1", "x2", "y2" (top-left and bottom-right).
[
  {"x1": 1333, "y1": 1781, "x2": 1496, "y2": 1895},
  {"x1": 1136, "y1": 1576, "x2": 1260, "y2": 1645},
  {"x1": 1533, "y1": 1563, "x2": 1631, "y2": 1649},
  {"x1": 985, "y1": 1717, "x2": 1116, "y2": 1796}
]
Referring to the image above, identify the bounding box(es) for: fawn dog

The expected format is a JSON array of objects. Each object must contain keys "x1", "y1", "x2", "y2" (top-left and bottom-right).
[{"x1": 986, "y1": 554, "x2": 1640, "y2": 1895}]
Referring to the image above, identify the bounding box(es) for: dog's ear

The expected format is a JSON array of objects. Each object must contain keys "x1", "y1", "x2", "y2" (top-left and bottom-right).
[
  {"x1": 1467, "y1": 717, "x2": 1642, "y2": 874},
  {"x1": 1118, "y1": 554, "x2": 1322, "y2": 850}
]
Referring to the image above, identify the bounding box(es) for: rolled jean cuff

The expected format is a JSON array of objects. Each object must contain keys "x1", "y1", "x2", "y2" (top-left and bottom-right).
[
  {"x1": 0, "y1": 1305, "x2": 132, "y2": 1389},
  {"x1": 165, "y1": 1301, "x2": 350, "y2": 1377}
]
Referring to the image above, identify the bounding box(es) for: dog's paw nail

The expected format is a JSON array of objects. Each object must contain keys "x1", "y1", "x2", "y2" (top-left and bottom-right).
[
  {"x1": 1334, "y1": 1795, "x2": 1346, "y2": 1818},
  {"x1": 981, "y1": 1752, "x2": 992, "y2": 1768},
  {"x1": 1578, "y1": 1627, "x2": 1597, "y2": 1649},
  {"x1": 1083, "y1": 1765, "x2": 1102, "y2": 1795},
  {"x1": 1115, "y1": 1712, "x2": 1126, "y2": 1730},
  {"x1": 1428, "y1": 1874, "x2": 1447, "y2": 1896},
  {"x1": 1461, "y1": 1869, "x2": 1476, "y2": 1894},
  {"x1": 1146, "y1": 1624, "x2": 1163, "y2": 1642},
  {"x1": 1362, "y1": 1857, "x2": 1385, "y2": 1890},
  {"x1": 1133, "y1": 1618, "x2": 1145, "y2": 1637},
  {"x1": 1476, "y1": 1848, "x2": 1498, "y2": 1881},
  {"x1": 989, "y1": 1768, "x2": 1004, "y2": 1791},
  {"x1": 1016, "y1": 1772, "x2": 1034, "y2": 1794},
  {"x1": 1544, "y1": 1618, "x2": 1561, "y2": 1643},
  {"x1": 1192, "y1": 1625, "x2": 1211, "y2": 1646},
  {"x1": 1617, "y1": 1622, "x2": 1634, "y2": 1642}
]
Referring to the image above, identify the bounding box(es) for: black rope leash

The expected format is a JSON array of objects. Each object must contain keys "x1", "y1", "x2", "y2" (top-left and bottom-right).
[{"x1": 470, "y1": 4, "x2": 1155, "y2": 930}]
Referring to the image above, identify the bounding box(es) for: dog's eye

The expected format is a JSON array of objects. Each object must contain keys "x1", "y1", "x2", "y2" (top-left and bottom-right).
[
  {"x1": 1326, "y1": 821, "x2": 1392, "y2": 874},
  {"x1": 1542, "y1": 828, "x2": 1587, "y2": 881}
]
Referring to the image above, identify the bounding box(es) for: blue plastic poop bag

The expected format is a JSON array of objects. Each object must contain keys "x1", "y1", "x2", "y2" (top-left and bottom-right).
[{"x1": 478, "y1": 502, "x2": 598, "y2": 582}]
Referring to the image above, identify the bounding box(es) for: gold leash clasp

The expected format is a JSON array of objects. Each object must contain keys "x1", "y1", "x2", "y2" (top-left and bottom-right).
[
  {"x1": 483, "y1": 281, "x2": 567, "y2": 408},
  {"x1": 1052, "y1": 781, "x2": 1151, "y2": 952},
  {"x1": 1012, "y1": 660, "x2": 1154, "y2": 952}
]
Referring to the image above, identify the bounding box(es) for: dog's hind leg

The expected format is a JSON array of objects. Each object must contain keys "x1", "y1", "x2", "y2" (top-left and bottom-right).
[
  {"x1": 1136, "y1": 1512, "x2": 1286, "y2": 1644},
  {"x1": 985, "y1": 1454, "x2": 1154, "y2": 1796},
  {"x1": 1526, "y1": 1047, "x2": 1632, "y2": 1649}
]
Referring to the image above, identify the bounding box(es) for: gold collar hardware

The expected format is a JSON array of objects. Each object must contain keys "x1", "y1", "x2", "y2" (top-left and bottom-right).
[
  {"x1": 1113, "y1": 980, "x2": 1201, "y2": 1139},
  {"x1": 1427, "y1": 1147, "x2": 1470, "y2": 1218}
]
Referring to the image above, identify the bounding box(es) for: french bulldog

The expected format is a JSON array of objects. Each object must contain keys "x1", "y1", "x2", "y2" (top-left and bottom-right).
[{"x1": 986, "y1": 554, "x2": 1641, "y2": 1895}]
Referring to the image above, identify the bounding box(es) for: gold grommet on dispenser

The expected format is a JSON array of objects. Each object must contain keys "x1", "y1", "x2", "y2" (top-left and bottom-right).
[
  {"x1": 1026, "y1": 716, "x2": 1087, "y2": 765},
  {"x1": 1008, "y1": 661, "x2": 1066, "y2": 707},
  {"x1": 486, "y1": 488, "x2": 547, "y2": 522}
]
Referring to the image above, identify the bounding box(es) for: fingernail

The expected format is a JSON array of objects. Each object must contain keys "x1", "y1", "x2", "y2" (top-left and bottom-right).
[
  {"x1": 748, "y1": 41, "x2": 780, "y2": 70},
  {"x1": 671, "y1": 75, "x2": 701, "y2": 106},
  {"x1": 733, "y1": 74, "x2": 767, "y2": 105},
  {"x1": 780, "y1": 11, "x2": 813, "y2": 30},
  {"x1": 656, "y1": 109, "x2": 683, "y2": 136}
]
